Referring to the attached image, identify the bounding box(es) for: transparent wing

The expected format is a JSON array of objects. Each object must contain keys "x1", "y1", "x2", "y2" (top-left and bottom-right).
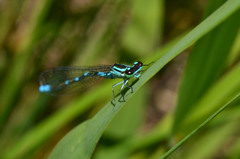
[{"x1": 39, "y1": 65, "x2": 112, "y2": 95}]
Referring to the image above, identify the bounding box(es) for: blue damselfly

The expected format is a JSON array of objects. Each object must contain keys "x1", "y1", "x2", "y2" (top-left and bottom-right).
[{"x1": 39, "y1": 61, "x2": 151, "y2": 105}]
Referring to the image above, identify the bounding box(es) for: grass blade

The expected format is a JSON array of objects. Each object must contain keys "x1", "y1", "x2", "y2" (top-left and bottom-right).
[
  {"x1": 159, "y1": 93, "x2": 240, "y2": 159},
  {"x1": 48, "y1": 0, "x2": 240, "y2": 158},
  {"x1": 173, "y1": 0, "x2": 240, "y2": 132}
]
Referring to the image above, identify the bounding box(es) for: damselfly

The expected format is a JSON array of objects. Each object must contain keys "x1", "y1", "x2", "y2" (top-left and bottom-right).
[{"x1": 39, "y1": 61, "x2": 151, "y2": 105}]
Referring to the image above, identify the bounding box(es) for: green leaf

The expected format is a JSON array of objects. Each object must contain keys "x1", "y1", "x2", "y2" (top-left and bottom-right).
[
  {"x1": 1, "y1": 81, "x2": 113, "y2": 159},
  {"x1": 173, "y1": 0, "x2": 240, "y2": 132},
  {"x1": 48, "y1": 0, "x2": 240, "y2": 158},
  {"x1": 181, "y1": 62, "x2": 240, "y2": 132},
  {"x1": 48, "y1": 101, "x2": 122, "y2": 159},
  {"x1": 182, "y1": 108, "x2": 240, "y2": 159},
  {"x1": 104, "y1": 85, "x2": 147, "y2": 139},
  {"x1": 160, "y1": 93, "x2": 240, "y2": 159}
]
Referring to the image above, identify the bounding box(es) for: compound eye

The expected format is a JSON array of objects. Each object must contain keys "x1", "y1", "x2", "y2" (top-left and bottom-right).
[
  {"x1": 135, "y1": 61, "x2": 143, "y2": 67},
  {"x1": 125, "y1": 70, "x2": 133, "y2": 75}
]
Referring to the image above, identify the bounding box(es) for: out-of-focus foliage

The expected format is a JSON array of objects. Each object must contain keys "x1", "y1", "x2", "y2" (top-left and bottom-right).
[{"x1": 0, "y1": 0, "x2": 240, "y2": 159}]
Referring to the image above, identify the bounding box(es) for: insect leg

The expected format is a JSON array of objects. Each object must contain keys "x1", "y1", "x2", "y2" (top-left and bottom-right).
[
  {"x1": 112, "y1": 81, "x2": 124, "y2": 106},
  {"x1": 125, "y1": 83, "x2": 133, "y2": 93},
  {"x1": 119, "y1": 79, "x2": 129, "y2": 101}
]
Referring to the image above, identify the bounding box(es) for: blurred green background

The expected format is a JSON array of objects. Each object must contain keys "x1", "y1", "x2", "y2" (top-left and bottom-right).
[{"x1": 0, "y1": 0, "x2": 240, "y2": 159}]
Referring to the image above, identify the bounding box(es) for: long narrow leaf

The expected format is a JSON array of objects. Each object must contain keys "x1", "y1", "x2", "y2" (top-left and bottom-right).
[
  {"x1": 173, "y1": 0, "x2": 240, "y2": 132},
  {"x1": 48, "y1": 1, "x2": 240, "y2": 158}
]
